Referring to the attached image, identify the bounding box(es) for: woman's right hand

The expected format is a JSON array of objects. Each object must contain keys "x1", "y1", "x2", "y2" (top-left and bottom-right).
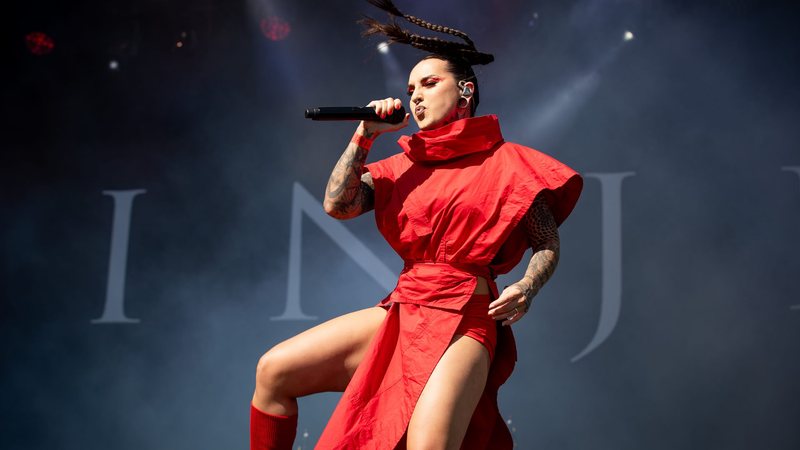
[{"x1": 360, "y1": 97, "x2": 410, "y2": 137}]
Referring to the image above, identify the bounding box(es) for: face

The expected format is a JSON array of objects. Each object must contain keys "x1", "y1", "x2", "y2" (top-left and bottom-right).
[{"x1": 407, "y1": 58, "x2": 468, "y2": 131}]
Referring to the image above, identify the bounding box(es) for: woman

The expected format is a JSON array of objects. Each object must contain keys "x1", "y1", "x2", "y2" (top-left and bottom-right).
[{"x1": 251, "y1": 2, "x2": 582, "y2": 449}]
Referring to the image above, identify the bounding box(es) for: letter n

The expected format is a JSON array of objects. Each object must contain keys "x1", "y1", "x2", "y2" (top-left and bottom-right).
[{"x1": 271, "y1": 182, "x2": 396, "y2": 321}]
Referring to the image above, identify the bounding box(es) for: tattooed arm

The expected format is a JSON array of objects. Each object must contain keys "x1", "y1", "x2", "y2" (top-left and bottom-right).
[
  {"x1": 323, "y1": 98, "x2": 409, "y2": 220},
  {"x1": 322, "y1": 124, "x2": 378, "y2": 219},
  {"x1": 488, "y1": 194, "x2": 560, "y2": 325},
  {"x1": 514, "y1": 195, "x2": 561, "y2": 306}
]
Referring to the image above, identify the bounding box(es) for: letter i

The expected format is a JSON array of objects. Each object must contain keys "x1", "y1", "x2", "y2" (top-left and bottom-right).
[{"x1": 92, "y1": 190, "x2": 146, "y2": 324}]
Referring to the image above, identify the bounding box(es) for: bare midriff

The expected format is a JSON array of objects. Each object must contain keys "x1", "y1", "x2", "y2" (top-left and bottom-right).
[{"x1": 473, "y1": 276, "x2": 490, "y2": 295}]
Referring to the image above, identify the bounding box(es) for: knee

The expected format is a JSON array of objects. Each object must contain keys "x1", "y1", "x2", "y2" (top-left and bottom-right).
[{"x1": 255, "y1": 347, "x2": 292, "y2": 394}]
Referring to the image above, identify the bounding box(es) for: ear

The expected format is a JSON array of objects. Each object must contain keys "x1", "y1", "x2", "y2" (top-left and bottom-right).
[{"x1": 458, "y1": 80, "x2": 475, "y2": 98}]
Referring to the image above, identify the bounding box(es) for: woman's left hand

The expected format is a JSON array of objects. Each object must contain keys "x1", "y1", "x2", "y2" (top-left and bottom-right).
[{"x1": 488, "y1": 280, "x2": 534, "y2": 326}]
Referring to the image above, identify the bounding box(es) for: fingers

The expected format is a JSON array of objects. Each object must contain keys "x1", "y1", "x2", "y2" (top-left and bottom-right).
[
  {"x1": 361, "y1": 98, "x2": 409, "y2": 136},
  {"x1": 488, "y1": 285, "x2": 530, "y2": 326},
  {"x1": 488, "y1": 284, "x2": 521, "y2": 312},
  {"x1": 399, "y1": 112, "x2": 410, "y2": 126},
  {"x1": 501, "y1": 310, "x2": 525, "y2": 327},
  {"x1": 491, "y1": 304, "x2": 522, "y2": 320},
  {"x1": 367, "y1": 97, "x2": 402, "y2": 119},
  {"x1": 383, "y1": 113, "x2": 410, "y2": 133}
]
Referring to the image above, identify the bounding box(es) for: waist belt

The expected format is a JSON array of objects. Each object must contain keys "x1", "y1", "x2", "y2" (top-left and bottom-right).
[{"x1": 402, "y1": 260, "x2": 496, "y2": 280}]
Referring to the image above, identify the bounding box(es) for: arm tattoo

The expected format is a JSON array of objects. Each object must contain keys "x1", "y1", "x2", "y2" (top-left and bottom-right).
[
  {"x1": 323, "y1": 137, "x2": 376, "y2": 219},
  {"x1": 512, "y1": 195, "x2": 561, "y2": 306}
]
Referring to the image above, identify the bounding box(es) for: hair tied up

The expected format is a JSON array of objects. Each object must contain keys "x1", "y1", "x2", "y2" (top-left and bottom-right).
[{"x1": 360, "y1": 0, "x2": 494, "y2": 66}]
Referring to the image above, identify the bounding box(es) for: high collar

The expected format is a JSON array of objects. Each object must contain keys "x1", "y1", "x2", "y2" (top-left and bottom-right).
[{"x1": 397, "y1": 115, "x2": 504, "y2": 163}]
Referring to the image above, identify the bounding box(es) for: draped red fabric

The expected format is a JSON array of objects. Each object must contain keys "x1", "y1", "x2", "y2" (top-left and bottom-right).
[{"x1": 315, "y1": 115, "x2": 582, "y2": 449}]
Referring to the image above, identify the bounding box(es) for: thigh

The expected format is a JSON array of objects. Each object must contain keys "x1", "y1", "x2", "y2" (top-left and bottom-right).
[
  {"x1": 265, "y1": 306, "x2": 388, "y2": 396},
  {"x1": 406, "y1": 334, "x2": 491, "y2": 450}
]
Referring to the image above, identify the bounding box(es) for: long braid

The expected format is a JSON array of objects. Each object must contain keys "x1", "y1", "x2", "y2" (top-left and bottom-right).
[
  {"x1": 362, "y1": 0, "x2": 493, "y2": 65},
  {"x1": 364, "y1": 0, "x2": 475, "y2": 48},
  {"x1": 402, "y1": 15, "x2": 475, "y2": 49},
  {"x1": 361, "y1": 18, "x2": 479, "y2": 55}
]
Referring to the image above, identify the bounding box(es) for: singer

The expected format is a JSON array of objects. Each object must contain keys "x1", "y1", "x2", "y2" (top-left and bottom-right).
[{"x1": 250, "y1": 1, "x2": 582, "y2": 449}]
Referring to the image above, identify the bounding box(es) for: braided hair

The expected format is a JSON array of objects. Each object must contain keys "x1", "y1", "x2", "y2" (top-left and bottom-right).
[{"x1": 359, "y1": 0, "x2": 493, "y2": 115}]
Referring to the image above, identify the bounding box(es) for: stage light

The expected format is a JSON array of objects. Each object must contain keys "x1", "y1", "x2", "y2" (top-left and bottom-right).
[
  {"x1": 109, "y1": 60, "x2": 120, "y2": 70},
  {"x1": 25, "y1": 32, "x2": 55, "y2": 56},
  {"x1": 172, "y1": 30, "x2": 197, "y2": 51},
  {"x1": 176, "y1": 31, "x2": 186, "y2": 48},
  {"x1": 377, "y1": 42, "x2": 390, "y2": 54},
  {"x1": 260, "y1": 16, "x2": 291, "y2": 41},
  {"x1": 624, "y1": 30, "x2": 634, "y2": 41},
  {"x1": 528, "y1": 12, "x2": 540, "y2": 28}
]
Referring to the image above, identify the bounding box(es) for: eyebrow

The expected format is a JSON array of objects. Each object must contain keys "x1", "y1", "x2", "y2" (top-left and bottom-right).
[{"x1": 407, "y1": 74, "x2": 441, "y2": 88}]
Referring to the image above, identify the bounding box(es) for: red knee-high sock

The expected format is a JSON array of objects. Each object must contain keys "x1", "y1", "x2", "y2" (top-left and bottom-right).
[{"x1": 250, "y1": 403, "x2": 298, "y2": 450}]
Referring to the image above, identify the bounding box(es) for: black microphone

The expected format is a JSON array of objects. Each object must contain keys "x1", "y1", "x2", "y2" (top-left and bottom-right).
[{"x1": 304, "y1": 106, "x2": 406, "y2": 124}]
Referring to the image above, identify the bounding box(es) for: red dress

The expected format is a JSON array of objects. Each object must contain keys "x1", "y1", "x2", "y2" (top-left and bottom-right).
[{"x1": 315, "y1": 115, "x2": 582, "y2": 449}]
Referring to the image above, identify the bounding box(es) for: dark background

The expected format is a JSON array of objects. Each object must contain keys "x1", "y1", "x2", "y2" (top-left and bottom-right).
[{"x1": 3, "y1": 0, "x2": 799, "y2": 448}]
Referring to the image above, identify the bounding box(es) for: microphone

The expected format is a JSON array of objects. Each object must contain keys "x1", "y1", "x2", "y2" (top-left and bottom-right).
[{"x1": 304, "y1": 106, "x2": 406, "y2": 124}]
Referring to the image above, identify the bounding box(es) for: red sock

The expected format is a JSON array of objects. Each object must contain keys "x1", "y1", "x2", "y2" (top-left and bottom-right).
[{"x1": 250, "y1": 403, "x2": 298, "y2": 450}]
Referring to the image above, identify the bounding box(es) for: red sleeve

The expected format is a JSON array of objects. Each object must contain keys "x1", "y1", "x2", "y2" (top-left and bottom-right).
[
  {"x1": 504, "y1": 143, "x2": 582, "y2": 227},
  {"x1": 485, "y1": 143, "x2": 583, "y2": 275},
  {"x1": 365, "y1": 158, "x2": 390, "y2": 183},
  {"x1": 528, "y1": 154, "x2": 583, "y2": 227}
]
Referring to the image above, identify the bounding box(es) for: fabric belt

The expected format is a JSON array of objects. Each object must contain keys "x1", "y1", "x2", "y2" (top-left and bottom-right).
[{"x1": 401, "y1": 260, "x2": 496, "y2": 280}]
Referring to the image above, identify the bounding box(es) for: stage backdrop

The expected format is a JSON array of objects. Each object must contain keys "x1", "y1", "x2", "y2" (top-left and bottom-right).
[{"x1": 3, "y1": 0, "x2": 799, "y2": 449}]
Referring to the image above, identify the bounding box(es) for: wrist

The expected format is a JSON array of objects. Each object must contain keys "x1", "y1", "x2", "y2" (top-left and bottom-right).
[
  {"x1": 519, "y1": 276, "x2": 538, "y2": 295},
  {"x1": 351, "y1": 129, "x2": 376, "y2": 150},
  {"x1": 357, "y1": 122, "x2": 382, "y2": 140},
  {"x1": 520, "y1": 275, "x2": 534, "y2": 286}
]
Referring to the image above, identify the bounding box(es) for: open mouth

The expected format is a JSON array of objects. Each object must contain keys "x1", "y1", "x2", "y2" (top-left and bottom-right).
[{"x1": 414, "y1": 105, "x2": 425, "y2": 118}]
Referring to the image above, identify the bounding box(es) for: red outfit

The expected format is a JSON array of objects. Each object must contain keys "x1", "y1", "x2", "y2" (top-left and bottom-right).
[{"x1": 316, "y1": 115, "x2": 582, "y2": 449}]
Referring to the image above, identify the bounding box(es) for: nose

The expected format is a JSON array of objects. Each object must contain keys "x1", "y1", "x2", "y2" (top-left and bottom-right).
[{"x1": 411, "y1": 90, "x2": 422, "y2": 104}]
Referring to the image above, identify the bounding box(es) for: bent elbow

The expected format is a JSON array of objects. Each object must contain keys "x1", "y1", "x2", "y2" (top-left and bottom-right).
[
  {"x1": 322, "y1": 199, "x2": 335, "y2": 216},
  {"x1": 322, "y1": 201, "x2": 341, "y2": 219},
  {"x1": 322, "y1": 200, "x2": 352, "y2": 220}
]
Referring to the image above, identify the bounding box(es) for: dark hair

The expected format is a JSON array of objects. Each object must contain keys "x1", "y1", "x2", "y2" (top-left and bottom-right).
[
  {"x1": 418, "y1": 54, "x2": 481, "y2": 116},
  {"x1": 359, "y1": 0, "x2": 493, "y2": 115}
]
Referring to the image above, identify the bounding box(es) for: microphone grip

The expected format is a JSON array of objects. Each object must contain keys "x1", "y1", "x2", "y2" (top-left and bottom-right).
[{"x1": 304, "y1": 106, "x2": 406, "y2": 124}]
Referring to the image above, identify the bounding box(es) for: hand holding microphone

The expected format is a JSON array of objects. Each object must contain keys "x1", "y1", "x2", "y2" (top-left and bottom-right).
[{"x1": 305, "y1": 97, "x2": 410, "y2": 135}]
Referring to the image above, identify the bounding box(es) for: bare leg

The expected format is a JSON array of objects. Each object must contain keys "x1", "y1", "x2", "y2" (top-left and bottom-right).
[
  {"x1": 406, "y1": 334, "x2": 491, "y2": 450},
  {"x1": 252, "y1": 306, "x2": 387, "y2": 415}
]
